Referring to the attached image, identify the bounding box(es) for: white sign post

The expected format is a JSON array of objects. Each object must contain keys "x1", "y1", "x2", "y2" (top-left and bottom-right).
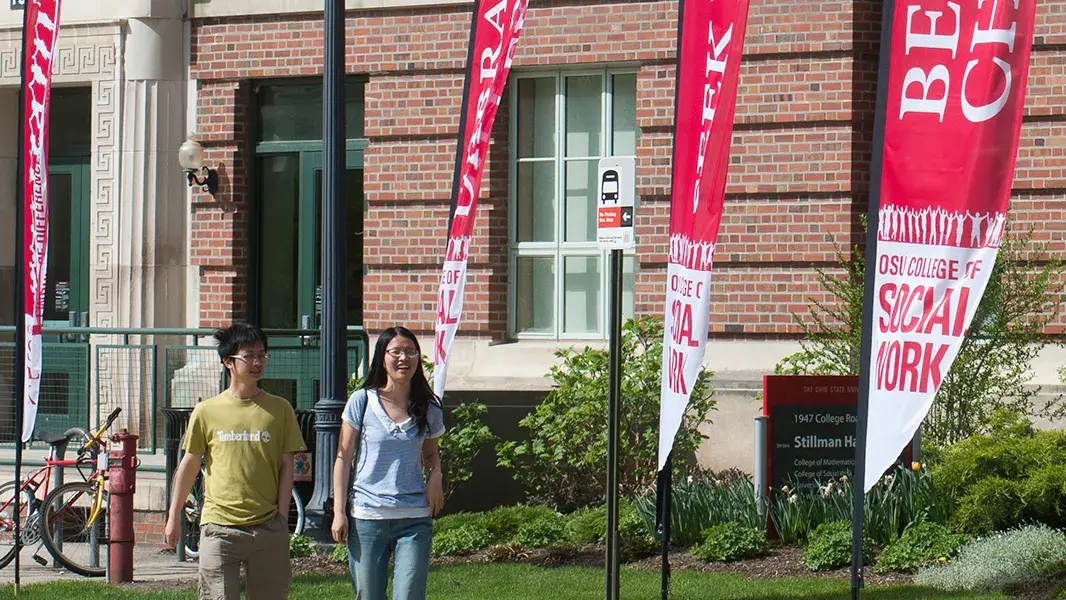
[{"x1": 597, "y1": 157, "x2": 636, "y2": 250}]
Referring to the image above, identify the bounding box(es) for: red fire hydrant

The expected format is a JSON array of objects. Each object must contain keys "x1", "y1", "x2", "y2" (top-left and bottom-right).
[{"x1": 109, "y1": 429, "x2": 139, "y2": 583}]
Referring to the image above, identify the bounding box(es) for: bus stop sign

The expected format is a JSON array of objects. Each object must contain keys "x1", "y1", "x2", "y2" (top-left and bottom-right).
[{"x1": 597, "y1": 157, "x2": 636, "y2": 250}]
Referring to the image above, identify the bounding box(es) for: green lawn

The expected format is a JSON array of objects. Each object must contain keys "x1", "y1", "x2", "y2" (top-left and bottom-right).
[{"x1": 0, "y1": 564, "x2": 1007, "y2": 599}]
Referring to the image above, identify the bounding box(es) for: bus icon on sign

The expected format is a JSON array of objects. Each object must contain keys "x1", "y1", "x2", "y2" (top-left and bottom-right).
[{"x1": 601, "y1": 169, "x2": 619, "y2": 204}]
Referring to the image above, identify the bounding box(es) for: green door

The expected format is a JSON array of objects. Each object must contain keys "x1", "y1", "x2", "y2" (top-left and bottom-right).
[
  {"x1": 256, "y1": 150, "x2": 364, "y2": 408},
  {"x1": 36, "y1": 158, "x2": 91, "y2": 437}
]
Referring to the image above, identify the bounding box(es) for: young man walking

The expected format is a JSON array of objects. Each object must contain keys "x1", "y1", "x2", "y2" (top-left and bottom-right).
[{"x1": 165, "y1": 323, "x2": 307, "y2": 600}]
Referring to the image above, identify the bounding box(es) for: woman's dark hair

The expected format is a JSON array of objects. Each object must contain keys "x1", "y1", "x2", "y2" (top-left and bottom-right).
[{"x1": 364, "y1": 326, "x2": 441, "y2": 435}]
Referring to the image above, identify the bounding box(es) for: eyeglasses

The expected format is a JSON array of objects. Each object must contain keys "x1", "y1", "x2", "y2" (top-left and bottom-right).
[
  {"x1": 231, "y1": 353, "x2": 270, "y2": 363},
  {"x1": 385, "y1": 349, "x2": 420, "y2": 358}
]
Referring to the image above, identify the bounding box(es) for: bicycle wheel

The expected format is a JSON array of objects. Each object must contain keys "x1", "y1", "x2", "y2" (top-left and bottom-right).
[
  {"x1": 288, "y1": 487, "x2": 305, "y2": 535},
  {"x1": 0, "y1": 480, "x2": 36, "y2": 570},
  {"x1": 39, "y1": 481, "x2": 109, "y2": 577}
]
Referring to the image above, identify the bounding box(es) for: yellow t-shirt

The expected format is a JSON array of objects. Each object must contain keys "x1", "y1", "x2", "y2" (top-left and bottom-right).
[{"x1": 181, "y1": 390, "x2": 307, "y2": 527}]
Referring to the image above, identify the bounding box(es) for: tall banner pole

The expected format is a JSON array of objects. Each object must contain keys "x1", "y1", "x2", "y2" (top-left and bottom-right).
[
  {"x1": 656, "y1": 452, "x2": 672, "y2": 600},
  {"x1": 852, "y1": 1, "x2": 1037, "y2": 596},
  {"x1": 14, "y1": 0, "x2": 62, "y2": 590},
  {"x1": 12, "y1": 3, "x2": 29, "y2": 591},
  {"x1": 655, "y1": 1, "x2": 750, "y2": 597},
  {"x1": 849, "y1": 1, "x2": 895, "y2": 595},
  {"x1": 433, "y1": 0, "x2": 528, "y2": 400}
]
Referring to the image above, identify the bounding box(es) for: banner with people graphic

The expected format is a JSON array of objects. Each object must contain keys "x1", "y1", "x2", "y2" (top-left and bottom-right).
[
  {"x1": 433, "y1": 0, "x2": 528, "y2": 399},
  {"x1": 657, "y1": 0, "x2": 750, "y2": 470},
  {"x1": 861, "y1": 0, "x2": 1036, "y2": 492}
]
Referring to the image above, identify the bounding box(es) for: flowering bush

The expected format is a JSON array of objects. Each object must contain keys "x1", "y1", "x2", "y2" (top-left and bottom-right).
[
  {"x1": 633, "y1": 469, "x2": 761, "y2": 548},
  {"x1": 771, "y1": 464, "x2": 948, "y2": 546}
]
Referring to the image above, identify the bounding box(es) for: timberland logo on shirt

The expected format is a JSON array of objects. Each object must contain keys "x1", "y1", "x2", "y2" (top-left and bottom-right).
[{"x1": 217, "y1": 429, "x2": 271, "y2": 443}]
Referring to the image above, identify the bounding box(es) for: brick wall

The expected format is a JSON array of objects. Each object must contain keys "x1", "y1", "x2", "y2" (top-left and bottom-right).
[
  {"x1": 134, "y1": 510, "x2": 166, "y2": 547},
  {"x1": 189, "y1": 0, "x2": 1066, "y2": 338}
]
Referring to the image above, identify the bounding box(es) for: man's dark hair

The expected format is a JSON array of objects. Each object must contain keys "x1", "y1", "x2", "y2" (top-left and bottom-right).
[{"x1": 214, "y1": 322, "x2": 269, "y2": 364}]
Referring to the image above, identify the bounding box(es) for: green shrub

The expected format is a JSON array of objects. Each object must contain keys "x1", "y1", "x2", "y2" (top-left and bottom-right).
[
  {"x1": 691, "y1": 522, "x2": 767, "y2": 563},
  {"x1": 438, "y1": 402, "x2": 497, "y2": 502},
  {"x1": 932, "y1": 414, "x2": 1066, "y2": 535},
  {"x1": 514, "y1": 513, "x2": 568, "y2": 548},
  {"x1": 289, "y1": 534, "x2": 315, "y2": 558},
  {"x1": 496, "y1": 316, "x2": 715, "y2": 511},
  {"x1": 952, "y1": 477, "x2": 1025, "y2": 535},
  {"x1": 1022, "y1": 463, "x2": 1066, "y2": 522},
  {"x1": 330, "y1": 543, "x2": 348, "y2": 564},
  {"x1": 433, "y1": 511, "x2": 490, "y2": 538},
  {"x1": 431, "y1": 524, "x2": 493, "y2": 557},
  {"x1": 874, "y1": 521, "x2": 969, "y2": 573},
  {"x1": 566, "y1": 505, "x2": 608, "y2": 544},
  {"x1": 803, "y1": 520, "x2": 873, "y2": 571},
  {"x1": 434, "y1": 505, "x2": 559, "y2": 549},
  {"x1": 915, "y1": 524, "x2": 1066, "y2": 592},
  {"x1": 619, "y1": 501, "x2": 657, "y2": 559},
  {"x1": 483, "y1": 505, "x2": 559, "y2": 543}
]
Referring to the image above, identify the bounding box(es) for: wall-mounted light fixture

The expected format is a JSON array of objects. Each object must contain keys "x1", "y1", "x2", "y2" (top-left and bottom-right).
[{"x1": 178, "y1": 137, "x2": 219, "y2": 196}]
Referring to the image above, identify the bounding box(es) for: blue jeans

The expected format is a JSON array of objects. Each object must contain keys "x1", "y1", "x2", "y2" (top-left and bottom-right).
[{"x1": 347, "y1": 517, "x2": 433, "y2": 600}]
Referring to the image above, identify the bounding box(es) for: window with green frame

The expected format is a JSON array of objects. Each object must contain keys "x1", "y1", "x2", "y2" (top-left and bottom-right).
[{"x1": 509, "y1": 69, "x2": 639, "y2": 339}]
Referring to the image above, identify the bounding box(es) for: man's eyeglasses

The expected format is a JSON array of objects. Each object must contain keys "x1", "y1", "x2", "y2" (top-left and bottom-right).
[
  {"x1": 231, "y1": 353, "x2": 270, "y2": 363},
  {"x1": 385, "y1": 349, "x2": 420, "y2": 358}
]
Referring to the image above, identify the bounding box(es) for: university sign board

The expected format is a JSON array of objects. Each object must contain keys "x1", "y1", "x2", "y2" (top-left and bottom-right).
[
  {"x1": 763, "y1": 375, "x2": 912, "y2": 493},
  {"x1": 596, "y1": 156, "x2": 635, "y2": 251}
]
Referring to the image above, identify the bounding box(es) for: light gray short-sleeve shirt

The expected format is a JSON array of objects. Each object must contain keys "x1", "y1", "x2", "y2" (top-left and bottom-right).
[{"x1": 342, "y1": 388, "x2": 445, "y2": 519}]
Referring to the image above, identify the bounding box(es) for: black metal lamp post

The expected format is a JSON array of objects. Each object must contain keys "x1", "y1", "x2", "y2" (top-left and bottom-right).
[{"x1": 307, "y1": 0, "x2": 347, "y2": 533}]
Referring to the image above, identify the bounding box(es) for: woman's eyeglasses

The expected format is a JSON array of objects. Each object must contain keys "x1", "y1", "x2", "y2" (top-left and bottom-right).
[{"x1": 385, "y1": 349, "x2": 420, "y2": 358}]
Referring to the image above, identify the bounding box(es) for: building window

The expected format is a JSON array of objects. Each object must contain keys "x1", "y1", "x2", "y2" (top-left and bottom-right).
[
  {"x1": 509, "y1": 69, "x2": 638, "y2": 339},
  {"x1": 252, "y1": 79, "x2": 367, "y2": 332}
]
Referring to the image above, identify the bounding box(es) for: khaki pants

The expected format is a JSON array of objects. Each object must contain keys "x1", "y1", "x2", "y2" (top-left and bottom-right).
[{"x1": 198, "y1": 514, "x2": 291, "y2": 600}]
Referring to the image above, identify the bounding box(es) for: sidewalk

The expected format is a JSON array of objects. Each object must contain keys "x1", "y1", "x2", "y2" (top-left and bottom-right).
[{"x1": 0, "y1": 546, "x2": 198, "y2": 586}]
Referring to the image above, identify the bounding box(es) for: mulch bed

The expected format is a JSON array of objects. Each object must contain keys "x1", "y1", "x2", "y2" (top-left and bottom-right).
[{"x1": 294, "y1": 544, "x2": 915, "y2": 586}]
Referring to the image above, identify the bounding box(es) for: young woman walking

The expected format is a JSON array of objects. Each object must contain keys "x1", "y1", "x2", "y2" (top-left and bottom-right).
[{"x1": 331, "y1": 326, "x2": 446, "y2": 599}]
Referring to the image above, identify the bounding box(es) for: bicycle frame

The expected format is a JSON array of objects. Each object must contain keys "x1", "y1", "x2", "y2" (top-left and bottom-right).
[
  {"x1": 0, "y1": 407, "x2": 121, "y2": 547},
  {"x1": 85, "y1": 464, "x2": 108, "y2": 528},
  {"x1": 0, "y1": 455, "x2": 89, "y2": 530}
]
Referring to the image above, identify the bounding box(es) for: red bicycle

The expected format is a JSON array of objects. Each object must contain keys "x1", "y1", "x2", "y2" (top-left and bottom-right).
[{"x1": 0, "y1": 407, "x2": 121, "y2": 575}]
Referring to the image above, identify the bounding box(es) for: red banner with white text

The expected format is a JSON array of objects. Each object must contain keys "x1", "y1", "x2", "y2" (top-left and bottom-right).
[
  {"x1": 862, "y1": 0, "x2": 1035, "y2": 491},
  {"x1": 657, "y1": 0, "x2": 750, "y2": 470},
  {"x1": 20, "y1": 0, "x2": 63, "y2": 443},
  {"x1": 433, "y1": 0, "x2": 528, "y2": 398}
]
